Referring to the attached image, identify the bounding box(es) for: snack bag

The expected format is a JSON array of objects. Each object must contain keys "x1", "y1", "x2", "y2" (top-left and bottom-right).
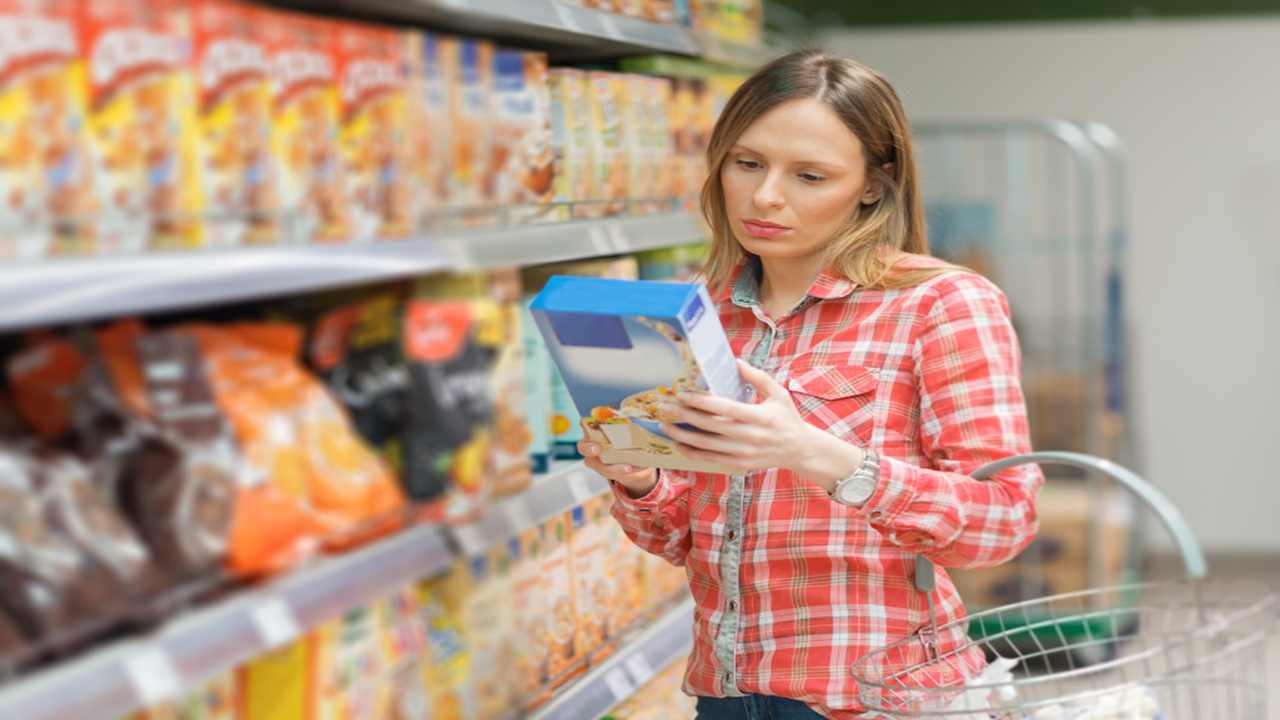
[
  {"x1": 6, "y1": 334, "x2": 87, "y2": 441},
  {"x1": 547, "y1": 68, "x2": 594, "y2": 220},
  {"x1": 81, "y1": 0, "x2": 202, "y2": 253},
  {"x1": 585, "y1": 71, "x2": 630, "y2": 217},
  {"x1": 490, "y1": 50, "x2": 554, "y2": 223},
  {"x1": 334, "y1": 21, "x2": 414, "y2": 241},
  {"x1": 0, "y1": 0, "x2": 93, "y2": 258},
  {"x1": 445, "y1": 38, "x2": 493, "y2": 224},
  {"x1": 487, "y1": 268, "x2": 533, "y2": 496},
  {"x1": 192, "y1": 0, "x2": 275, "y2": 247},
  {"x1": 261, "y1": 8, "x2": 348, "y2": 243}
]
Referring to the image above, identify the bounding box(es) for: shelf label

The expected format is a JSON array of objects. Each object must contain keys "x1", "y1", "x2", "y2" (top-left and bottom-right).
[
  {"x1": 567, "y1": 471, "x2": 595, "y2": 504},
  {"x1": 604, "y1": 222, "x2": 629, "y2": 253},
  {"x1": 252, "y1": 598, "x2": 301, "y2": 650},
  {"x1": 603, "y1": 666, "x2": 635, "y2": 701},
  {"x1": 588, "y1": 225, "x2": 611, "y2": 255},
  {"x1": 126, "y1": 647, "x2": 182, "y2": 706},
  {"x1": 504, "y1": 501, "x2": 535, "y2": 533},
  {"x1": 625, "y1": 652, "x2": 656, "y2": 684},
  {"x1": 598, "y1": 14, "x2": 623, "y2": 40},
  {"x1": 553, "y1": 3, "x2": 585, "y2": 34}
]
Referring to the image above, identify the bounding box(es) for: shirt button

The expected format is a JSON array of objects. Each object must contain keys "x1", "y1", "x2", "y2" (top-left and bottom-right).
[
  {"x1": 725, "y1": 672, "x2": 733, "y2": 684},
  {"x1": 727, "y1": 529, "x2": 737, "y2": 541},
  {"x1": 728, "y1": 600, "x2": 737, "y2": 611}
]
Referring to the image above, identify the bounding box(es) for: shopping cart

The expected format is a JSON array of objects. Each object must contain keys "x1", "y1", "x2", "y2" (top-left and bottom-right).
[{"x1": 850, "y1": 452, "x2": 1279, "y2": 719}]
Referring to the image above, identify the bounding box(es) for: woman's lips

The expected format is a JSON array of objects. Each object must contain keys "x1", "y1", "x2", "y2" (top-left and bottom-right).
[{"x1": 742, "y1": 219, "x2": 791, "y2": 239}]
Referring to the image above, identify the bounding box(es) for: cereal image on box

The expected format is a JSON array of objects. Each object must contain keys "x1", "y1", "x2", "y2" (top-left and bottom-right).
[
  {"x1": 529, "y1": 276, "x2": 749, "y2": 473},
  {"x1": 193, "y1": 0, "x2": 275, "y2": 247},
  {"x1": 82, "y1": 0, "x2": 202, "y2": 253},
  {"x1": 490, "y1": 49, "x2": 553, "y2": 223},
  {"x1": 0, "y1": 0, "x2": 94, "y2": 258},
  {"x1": 262, "y1": 9, "x2": 348, "y2": 243},
  {"x1": 334, "y1": 21, "x2": 413, "y2": 242}
]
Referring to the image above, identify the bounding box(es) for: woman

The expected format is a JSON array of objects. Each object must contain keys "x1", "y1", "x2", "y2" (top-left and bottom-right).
[{"x1": 579, "y1": 50, "x2": 1044, "y2": 719}]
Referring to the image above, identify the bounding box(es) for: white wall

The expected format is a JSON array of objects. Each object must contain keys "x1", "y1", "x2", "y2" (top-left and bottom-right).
[{"x1": 823, "y1": 19, "x2": 1280, "y2": 552}]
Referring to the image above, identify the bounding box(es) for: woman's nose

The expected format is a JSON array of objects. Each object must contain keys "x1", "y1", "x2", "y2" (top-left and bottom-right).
[{"x1": 752, "y1": 172, "x2": 786, "y2": 210}]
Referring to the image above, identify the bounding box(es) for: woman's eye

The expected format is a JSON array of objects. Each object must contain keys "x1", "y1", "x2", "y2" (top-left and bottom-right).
[
  {"x1": 799, "y1": 172, "x2": 826, "y2": 183},
  {"x1": 735, "y1": 158, "x2": 762, "y2": 170}
]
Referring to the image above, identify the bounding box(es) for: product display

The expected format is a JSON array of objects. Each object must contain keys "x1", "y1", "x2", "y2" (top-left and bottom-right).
[{"x1": 530, "y1": 276, "x2": 749, "y2": 472}]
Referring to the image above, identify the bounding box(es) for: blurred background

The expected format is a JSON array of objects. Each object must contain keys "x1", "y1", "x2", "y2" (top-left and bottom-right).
[{"x1": 0, "y1": 1, "x2": 1273, "y2": 719}]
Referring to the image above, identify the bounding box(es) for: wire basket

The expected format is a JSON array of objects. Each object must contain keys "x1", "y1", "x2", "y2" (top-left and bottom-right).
[{"x1": 850, "y1": 452, "x2": 1279, "y2": 719}]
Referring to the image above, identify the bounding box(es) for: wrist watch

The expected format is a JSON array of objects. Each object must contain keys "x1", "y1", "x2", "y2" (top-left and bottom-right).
[{"x1": 829, "y1": 448, "x2": 880, "y2": 507}]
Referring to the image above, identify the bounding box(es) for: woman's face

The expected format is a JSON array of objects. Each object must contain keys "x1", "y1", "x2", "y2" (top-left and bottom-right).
[{"x1": 720, "y1": 97, "x2": 874, "y2": 265}]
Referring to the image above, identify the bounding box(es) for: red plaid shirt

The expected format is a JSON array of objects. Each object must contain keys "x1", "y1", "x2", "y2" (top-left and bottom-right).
[{"x1": 609, "y1": 257, "x2": 1044, "y2": 718}]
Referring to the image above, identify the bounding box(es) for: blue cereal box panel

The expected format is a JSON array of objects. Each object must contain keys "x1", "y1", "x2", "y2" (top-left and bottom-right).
[{"x1": 529, "y1": 276, "x2": 748, "y2": 473}]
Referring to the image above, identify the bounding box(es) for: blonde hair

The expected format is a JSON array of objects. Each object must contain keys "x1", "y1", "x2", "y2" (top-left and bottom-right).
[{"x1": 700, "y1": 50, "x2": 959, "y2": 294}]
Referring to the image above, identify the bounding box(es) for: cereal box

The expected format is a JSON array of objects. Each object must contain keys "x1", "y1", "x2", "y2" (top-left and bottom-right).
[
  {"x1": 308, "y1": 603, "x2": 392, "y2": 720},
  {"x1": 261, "y1": 9, "x2": 348, "y2": 243},
  {"x1": 530, "y1": 276, "x2": 749, "y2": 473},
  {"x1": 413, "y1": 31, "x2": 452, "y2": 227},
  {"x1": 490, "y1": 49, "x2": 554, "y2": 223},
  {"x1": 488, "y1": 268, "x2": 534, "y2": 497},
  {"x1": 81, "y1": 0, "x2": 203, "y2": 253},
  {"x1": 419, "y1": 568, "x2": 470, "y2": 720},
  {"x1": 238, "y1": 639, "x2": 308, "y2": 720},
  {"x1": 539, "y1": 510, "x2": 582, "y2": 688},
  {"x1": 604, "y1": 509, "x2": 646, "y2": 630},
  {"x1": 622, "y1": 75, "x2": 652, "y2": 214},
  {"x1": 585, "y1": 71, "x2": 630, "y2": 217},
  {"x1": 446, "y1": 38, "x2": 492, "y2": 224},
  {"x1": 192, "y1": 0, "x2": 274, "y2": 247},
  {"x1": 509, "y1": 529, "x2": 546, "y2": 700},
  {"x1": 570, "y1": 497, "x2": 615, "y2": 661},
  {"x1": 645, "y1": 77, "x2": 675, "y2": 204},
  {"x1": 334, "y1": 20, "x2": 414, "y2": 242},
  {"x1": 0, "y1": 0, "x2": 93, "y2": 258},
  {"x1": 462, "y1": 548, "x2": 516, "y2": 720},
  {"x1": 546, "y1": 68, "x2": 589, "y2": 222}
]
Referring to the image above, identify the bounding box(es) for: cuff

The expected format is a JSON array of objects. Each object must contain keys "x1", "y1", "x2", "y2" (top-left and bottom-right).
[
  {"x1": 855, "y1": 454, "x2": 918, "y2": 525},
  {"x1": 609, "y1": 469, "x2": 679, "y2": 515}
]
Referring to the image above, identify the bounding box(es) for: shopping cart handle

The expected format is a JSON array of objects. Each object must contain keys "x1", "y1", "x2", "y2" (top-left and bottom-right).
[{"x1": 914, "y1": 451, "x2": 1207, "y2": 595}]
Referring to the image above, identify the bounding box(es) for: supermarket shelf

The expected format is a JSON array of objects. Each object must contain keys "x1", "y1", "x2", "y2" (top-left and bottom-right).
[
  {"x1": 451, "y1": 462, "x2": 609, "y2": 557},
  {"x1": 0, "y1": 212, "x2": 701, "y2": 332},
  {"x1": 0, "y1": 523, "x2": 452, "y2": 720},
  {"x1": 323, "y1": 0, "x2": 699, "y2": 60},
  {"x1": 531, "y1": 598, "x2": 695, "y2": 720},
  {"x1": 440, "y1": 212, "x2": 703, "y2": 271}
]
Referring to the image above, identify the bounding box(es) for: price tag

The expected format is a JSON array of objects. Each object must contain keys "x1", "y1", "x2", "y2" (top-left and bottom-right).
[
  {"x1": 251, "y1": 598, "x2": 301, "y2": 650},
  {"x1": 598, "y1": 14, "x2": 624, "y2": 40},
  {"x1": 553, "y1": 3, "x2": 585, "y2": 34},
  {"x1": 625, "y1": 652, "x2": 655, "y2": 684},
  {"x1": 588, "y1": 225, "x2": 611, "y2": 255},
  {"x1": 126, "y1": 647, "x2": 182, "y2": 706},
  {"x1": 567, "y1": 471, "x2": 595, "y2": 504},
  {"x1": 504, "y1": 501, "x2": 535, "y2": 533},
  {"x1": 605, "y1": 222, "x2": 630, "y2": 253},
  {"x1": 603, "y1": 666, "x2": 635, "y2": 701}
]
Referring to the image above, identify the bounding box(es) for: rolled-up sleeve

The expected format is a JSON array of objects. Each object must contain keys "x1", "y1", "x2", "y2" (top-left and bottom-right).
[{"x1": 608, "y1": 468, "x2": 693, "y2": 567}]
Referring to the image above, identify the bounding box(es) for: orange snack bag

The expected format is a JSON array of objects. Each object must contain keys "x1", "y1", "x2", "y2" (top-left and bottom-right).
[
  {"x1": 6, "y1": 335, "x2": 86, "y2": 440},
  {"x1": 191, "y1": 0, "x2": 276, "y2": 247}
]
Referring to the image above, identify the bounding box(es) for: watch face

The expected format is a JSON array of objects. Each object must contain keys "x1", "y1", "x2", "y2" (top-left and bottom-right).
[{"x1": 837, "y1": 474, "x2": 876, "y2": 505}]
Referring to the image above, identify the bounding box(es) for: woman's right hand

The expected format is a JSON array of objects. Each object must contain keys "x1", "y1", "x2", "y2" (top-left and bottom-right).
[{"x1": 578, "y1": 441, "x2": 659, "y2": 498}]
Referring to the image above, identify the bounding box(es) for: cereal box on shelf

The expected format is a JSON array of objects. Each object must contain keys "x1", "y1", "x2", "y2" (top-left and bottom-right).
[
  {"x1": 82, "y1": 0, "x2": 203, "y2": 253},
  {"x1": 488, "y1": 268, "x2": 534, "y2": 497},
  {"x1": 309, "y1": 603, "x2": 392, "y2": 720},
  {"x1": 334, "y1": 20, "x2": 414, "y2": 241},
  {"x1": 462, "y1": 547, "x2": 517, "y2": 720},
  {"x1": 604, "y1": 510, "x2": 646, "y2": 629},
  {"x1": 192, "y1": 0, "x2": 275, "y2": 247},
  {"x1": 0, "y1": 0, "x2": 93, "y2": 258},
  {"x1": 419, "y1": 569, "x2": 470, "y2": 720},
  {"x1": 509, "y1": 529, "x2": 546, "y2": 700},
  {"x1": 623, "y1": 74, "x2": 655, "y2": 215},
  {"x1": 413, "y1": 31, "x2": 452, "y2": 225},
  {"x1": 530, "y1": 275, "x2": 748, "y2": 473},
  {"x1": 238, "y1": 639, "x2": 308, "y2": 720},
  {"x1": 539, "y1": 510, "x2": 582, "y2": 688},
  {"x1": 570, "y1": 497, "x2": 615, "y2": 661},
  {"x1": 261, "y1": 8, "x2": 348, "y2": 243},
  {"x1": 490, "y1": 49, "x2": 554, "y2": 223},
  {"x1": 546, "y1": 68, "x2": 592, "y2": 221},
  {"x1": 447, "y1": 38, "x2": 493, "y2": 224},
  {"x1": 585, "y1": 71, "x2": 629, "y2": 217}
]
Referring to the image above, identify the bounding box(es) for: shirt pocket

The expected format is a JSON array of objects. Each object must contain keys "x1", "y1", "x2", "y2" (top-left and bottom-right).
[{"x1": 786, "y1": 362, "x2": 880, "y2": 442}]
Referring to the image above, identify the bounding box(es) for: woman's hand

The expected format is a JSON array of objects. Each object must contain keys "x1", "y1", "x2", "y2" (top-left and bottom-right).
[
  {"x1": 578, "y1": 440, "x2": 659, "y2": 498},
  {"x1": 657, "y1": 359, "x2": 832, "y2": 476}
]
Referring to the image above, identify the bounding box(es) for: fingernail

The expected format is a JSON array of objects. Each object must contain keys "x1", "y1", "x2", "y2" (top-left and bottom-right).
[{"x1": 584, "y1": 443, "x2": 599, "y2": 455}]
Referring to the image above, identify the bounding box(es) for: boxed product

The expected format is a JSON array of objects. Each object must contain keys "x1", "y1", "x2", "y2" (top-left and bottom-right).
[
  {"x1": 238, "y1": 638, "x2": 308, "y2": 720},
  {"x1": 604, "y1": 510, "x2": 646, "y2": 629},
  {"x1": 490, "y1": 49, "x2": 554, "y2": 223},
  {"x1": 570, "y1": 497, "x2": 615, "y2": 660},
  {"x1": 419, "y1": 569, "x2": 470, "y2": 720},
  {"x1": 637, "y1": 243, "x2": 708, "y2": 282},
  {"x1": 461, "y1": 547, "x2": 516, "y2": 720},
  {"x1": 446, "y1": 38, "x2": 493, "y2": 223},
  {"x1": 539, "y1": 510, "x2": 581, "y2": 687},
  {"x1": 529, "y1": 276, "x2": 748, "y2": 472},
  {"x1": 644, "y1": 77, "x2": 675, "y2": 207},
  {"x1": 333, "y1": 21, "x2": 414, "y2": 241},
  {"x1": 520, "y1": 290, "x2": 554, "y2": 474},
  {"x1": 547, "y1": 68, "x2": 594, "y2": 220},
  {"x1": 192, "y1": 0, "x2": 276, "y2": 247},
  {"x1": 414, "y1": 31, "x2": 453, "y2": 225},
  {"x1": 309, "y1": 603, "x2": 392, "y2": 720},
  {"x1": 622, "y1": 75, "x2": 655, "y2": 214},
  {"x1": 585, "y1": 71, "x2": 630, "y2": 217},
  {"x1": 0, "y1": 0, "x2": 94, "y2": 258},
  {"x1": 135, "y1": 670, "x2": 236, "y2": 720},
  {"x1": 508, "y1": 529, "x2": 546, "y2": 700},
  {"x1": 667, "y1": 77, "x2": 697, "y2": 206},
  {"x1": 487, "y1": 269, "x2": 534, "y2": 497},
  {"x1": 262, "y1": 8, "x2": 349, "y2": 243},
  {"x1": 82, "y1": 0, "x2": 203, "y2": 253}
]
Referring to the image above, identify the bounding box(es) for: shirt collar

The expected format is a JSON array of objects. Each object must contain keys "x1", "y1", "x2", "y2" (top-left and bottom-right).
[{"x1": 729, "y1": 256, "x2": 858, "y2": 310}]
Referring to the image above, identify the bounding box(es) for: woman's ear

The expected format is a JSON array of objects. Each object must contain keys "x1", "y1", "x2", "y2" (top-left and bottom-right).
[{"x1": 861, "y1": 163, "x2": 894, "y2": 205}]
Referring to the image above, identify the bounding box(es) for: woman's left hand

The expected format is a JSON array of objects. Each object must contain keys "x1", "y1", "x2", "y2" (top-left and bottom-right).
[{"x1": 658, "y1": 359, "x2": 819, "y2": 474}]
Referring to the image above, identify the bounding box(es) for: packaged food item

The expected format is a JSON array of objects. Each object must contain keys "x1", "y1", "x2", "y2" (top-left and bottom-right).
[
  {"x1": 508, "y1": 529, "x2": 545, "y2": 701},
  {"x1": 309, "y1": 603, "x2": 392, "y2": 720},
  {"x1": 547, "y1": 68, "x2": 594, "y2": 221},
  {"x1": 637, "y1": 243, "x2": 708, "y2": 282},
  {"x1": 192, "y1": 0, "x2": 276, "y2": 247},
  {"x1": 414, "y1": 31, "x2": 452, "y2": 227},
  {"x1": 334, "y1": 20, "x2": 414, "y2": 241},
  {"x1": 487, "y1": 269, "x2": 533, "y2": 496},
  {"x1": 461, "y1": 548, "x2": 515, "y2": 720},
  {"x1": 403, "y1": 274, "x2": 500, "y2": 521},
  {"x1": 0, "y1": 608, "x2": 27, "y2": 661},
  {"x1": 539, "y1": 510, "x2": 580, "y2": 687},
  {"x1": 623, "y1": 75, "x2": 656, "y2": 214},
  {"x1": 419, "y1": 569, "x2": 470, "y2": 720},
  {"x1": 139, "y1": 670, "x2": 237, "y2": 720},
  {"x1": 688, "y1": 77, "x2": 714, "y2": 195},
  {"x1": 118, "y1": 331, "x2": 237, "y2": 577},
  {"x1": 490, "y1": 49, "x2": 554, "y2": 223},
  {"x1": 585, "y1": 71, "x2": 630, "y2": 216},
  {"x1": 0, "y1": 0, "x2": 94, "y2": 258},
  {"x1": 604, "y1": 515, "x2": 646, "y2": 630},
  {"x1": 644, "y1": 0, "x2": 677, "y2": 23},
  {"x1": 446, "y1": 38, "x2": 493, "y2": 225},
  {"x1": 644, "y1": 77, "x2": 675, "y2": 206},
  {"x1": 570, "y1": 498, "x2": 613, "y2": 661},
  {"x1": 6, "y1": 335, "x2": 87, "y2": 441},
  {"x1": 261, "y1": 8, "x2": 348, "y2": 243},
  {"x1": 81, "y1": 0, "x2": 202, "y2": 253},
  {"x1": 531, "y1": 276, "x2": 748, "y2": 473},
  {"x1": 238, "y1": 638, "x2": 307, "y2": 720},
  {"x1": 668, "y1": 77, "x2": 699, "y2": 208}
]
